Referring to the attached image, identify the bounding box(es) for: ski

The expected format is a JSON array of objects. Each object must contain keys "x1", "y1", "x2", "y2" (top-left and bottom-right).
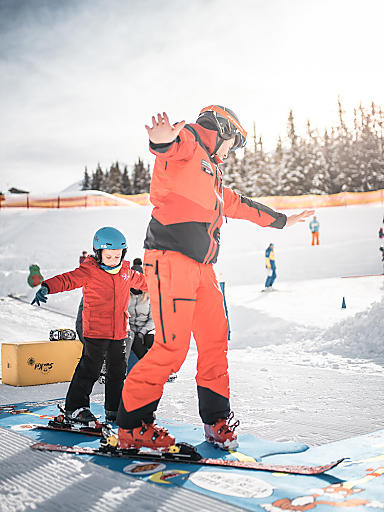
[
  {"x1": 27, "y1": 405, "x2": 113, "y2": 437},
  {"x1": 31, "y1": 441, "x2": 345, "y2": 475},
  {"x1": 29, "y1": 420, "x2": 108, "y2": 437}
]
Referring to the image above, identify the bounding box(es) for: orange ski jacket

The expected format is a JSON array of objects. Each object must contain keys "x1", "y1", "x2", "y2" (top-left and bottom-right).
[
  {"x1": 144, "y1": 123, "x2": 286, "y2": 263},
  {"x1": 43, "y1": 257, "x2": 147, "y2": 340}
]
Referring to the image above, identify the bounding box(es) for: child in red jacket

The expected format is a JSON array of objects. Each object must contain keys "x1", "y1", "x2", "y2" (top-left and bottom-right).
[{"x1": 32, "y1": 227, "x2": 147, "y2": 425}]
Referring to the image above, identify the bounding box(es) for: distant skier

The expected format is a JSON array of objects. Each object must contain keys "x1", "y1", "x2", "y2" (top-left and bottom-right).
[
  {"x1": 79, "y1": 250, "x2": 88, "y2": 264},
  {"x1": 31, "y1": 227, "x2": 147, "y2": 425},
  {"x1": 380, "y1": 246, "x2": 384, "y2": 273},
  {"x1": 264, "y1": 243, "x2": 276, "y2": 290},
  {"x1": 379, "y1": 227, "x2": 384, "y2": 239},
  {"x1": 309, "y1": 215, "x2": 320, "y2": 245},
  {"x1": 116, "y1": 105, "x2": 314, "y2": 452}
]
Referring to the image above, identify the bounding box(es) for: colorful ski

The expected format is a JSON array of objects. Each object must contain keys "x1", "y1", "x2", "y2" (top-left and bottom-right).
[
  {"x1": 24, "y1": 421, "x2": 107, "y2": 437},
  {"x1": 31, "y1": 441, "x2": 345, "y2": 475}
]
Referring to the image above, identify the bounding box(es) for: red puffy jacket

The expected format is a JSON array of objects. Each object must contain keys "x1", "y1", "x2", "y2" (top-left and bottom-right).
[{"x1": 43, "y1": 257, "x2": 147, "y2": 340}]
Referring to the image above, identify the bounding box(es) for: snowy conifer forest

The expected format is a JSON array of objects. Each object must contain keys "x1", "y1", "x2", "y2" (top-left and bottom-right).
[
  {"x1": 80, "y1": 99, "x2": 384, "y2": 198},
  {"x1": 223, "y1": 99, "x2": 384, "y2": 197}
]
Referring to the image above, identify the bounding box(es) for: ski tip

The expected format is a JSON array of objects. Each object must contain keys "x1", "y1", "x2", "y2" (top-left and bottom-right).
[
  {"x1": 315, "y1": 457, "x2": 346, "y2": 473},
  {"x1": 333, "y1": 457, "x2": 349, "y2": 467}
]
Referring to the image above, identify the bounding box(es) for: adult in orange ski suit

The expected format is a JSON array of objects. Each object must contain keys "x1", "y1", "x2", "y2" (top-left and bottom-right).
[{"x1": 117, "y1": 107, "x2": 313, "y2": 430}]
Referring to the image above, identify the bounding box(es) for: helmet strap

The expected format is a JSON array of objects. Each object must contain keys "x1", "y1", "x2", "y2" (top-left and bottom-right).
[
  {"x1": 94, "y1": 249, "x2": 102, "y2": 263},
  {"x1": 211, "y1": 134, "x2": 225, "y2": 158}
]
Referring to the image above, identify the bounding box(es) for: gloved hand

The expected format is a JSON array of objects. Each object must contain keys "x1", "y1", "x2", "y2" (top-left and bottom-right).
[
  {"x1": 31, "y1": 285, "x2": 49, "y2": 306},
  {"x1": 135, "y1": 332, "x2": 145, "y2": 344}
]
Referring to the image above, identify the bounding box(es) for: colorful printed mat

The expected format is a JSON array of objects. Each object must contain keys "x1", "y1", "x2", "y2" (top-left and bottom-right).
[{"x1": 0, "y1": 400, "x2": 383, "y2": 511}]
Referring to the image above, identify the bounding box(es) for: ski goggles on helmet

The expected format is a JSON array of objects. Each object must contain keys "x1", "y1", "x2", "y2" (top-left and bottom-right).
[{"x1": 199, "y1": 105, "x2": 247, "y2": 151}]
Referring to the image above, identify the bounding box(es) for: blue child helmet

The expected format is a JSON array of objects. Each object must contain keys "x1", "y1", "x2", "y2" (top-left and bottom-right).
[{"x1": 93, "y1": 227, "x2": 127, "y2": 250}]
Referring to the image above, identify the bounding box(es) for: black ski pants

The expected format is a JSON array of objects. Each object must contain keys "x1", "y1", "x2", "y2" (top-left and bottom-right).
[
  {"x1": 131, "y1": 332, "x2": 154, "y2": 360},
  {"x1": 65, "y1": 337, "x2": 127, "y2": 414}
]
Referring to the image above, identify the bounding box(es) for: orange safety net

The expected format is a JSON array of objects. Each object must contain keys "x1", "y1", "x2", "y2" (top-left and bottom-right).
[
  {"x1": 0, "y1": 193, "x2": 147, "y2": 208},
  {"x1": 0, "y1": 190, "x2": 383, "y2": 209},
  {"x1": 253, "y1": 189, "x2": 384, "y2": 210},
  {"x1": 117, "y1": 190, "x2": 384, "y2": 208}
]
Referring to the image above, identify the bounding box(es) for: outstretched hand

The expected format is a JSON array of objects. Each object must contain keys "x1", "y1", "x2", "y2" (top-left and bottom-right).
[
  {"x1": 31, "y1": 285, "x2": 49, "y2": 306},
  {"x1": 145, "y1": 112, "x2": 185, "y2": 144},
  {"x1": 285, "y1": 209, "x2": 315, "y2": 227}
]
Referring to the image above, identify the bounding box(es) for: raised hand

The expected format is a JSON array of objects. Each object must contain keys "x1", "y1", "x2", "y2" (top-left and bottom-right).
[
  {"x1": 285, "y1": 209, "x2": 315, "y2": 227},
  {"x1": 145, "y1": 112, "x2": 185, "y2": 144}
]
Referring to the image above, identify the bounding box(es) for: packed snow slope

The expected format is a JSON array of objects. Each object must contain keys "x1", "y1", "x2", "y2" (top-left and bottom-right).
[{"x1": 0, "y1": 203, "x2": 383, "y2": 444}]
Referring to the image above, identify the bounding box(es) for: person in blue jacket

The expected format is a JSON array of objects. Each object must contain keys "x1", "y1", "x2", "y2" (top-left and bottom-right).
[
  {"x1": 309, "y1": 216, "x2": 320, "y2": 245},
  {"x1": 264, "y1": 243, "x2": 276, "y2": 289}
]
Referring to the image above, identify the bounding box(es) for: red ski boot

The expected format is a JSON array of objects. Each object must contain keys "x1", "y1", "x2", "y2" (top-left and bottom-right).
[
  {"x1": 204, "y1": 412, "x2": 240, "y2": 450},
  {"x1": 118, "y1": 422, "x2": 175, "y2": 450}
]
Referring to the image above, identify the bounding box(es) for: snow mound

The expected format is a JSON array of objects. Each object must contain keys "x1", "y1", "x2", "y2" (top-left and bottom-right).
[
  {"x1": 60, "y1": 180, "x2": 83, "y2": 193},
  {"x1": 315, "y1": 296, "x2": 384, "y2": 361}
]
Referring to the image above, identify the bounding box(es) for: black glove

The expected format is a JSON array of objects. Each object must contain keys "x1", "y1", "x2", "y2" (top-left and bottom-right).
[
  {"x1": 31, "y1": 285, "x2": 49, "y2": 306},
  {"x1": 135, "y1": 332, "x2": 145, "y2": 344}
]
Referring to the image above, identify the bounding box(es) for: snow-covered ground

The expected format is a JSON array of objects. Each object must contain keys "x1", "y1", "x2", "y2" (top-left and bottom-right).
[{"x1": 0, "y1": 203, "x2": 383, "y2": 446}]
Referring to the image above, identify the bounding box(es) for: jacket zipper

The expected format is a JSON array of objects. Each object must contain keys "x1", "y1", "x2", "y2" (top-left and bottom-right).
[
  {"x1": 173, "y1": 298, "x2": 196, "y2": 313},
  {"x1": 204, "y1": 164, "x2": 223, "y2": 264},
  {"x1": 112, "y1": 274, "x2": 116, "y2": 339},
  {"x1": 155, "y1": 260, "x2": 167, "y2": 344}
]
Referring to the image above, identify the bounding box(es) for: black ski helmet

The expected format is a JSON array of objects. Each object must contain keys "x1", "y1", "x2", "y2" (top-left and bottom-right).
[{"x1": 196, "y1": 105, "x2": 247, "y2": 152}]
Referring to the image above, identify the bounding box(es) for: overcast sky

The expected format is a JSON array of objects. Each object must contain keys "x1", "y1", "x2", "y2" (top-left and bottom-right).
[{"x1": 1, "y1": 0, "x2": 384, "y2": 194}]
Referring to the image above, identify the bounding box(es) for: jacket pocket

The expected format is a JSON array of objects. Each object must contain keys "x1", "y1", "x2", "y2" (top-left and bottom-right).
[{"x1": 172, "y1": 298, "x2": 196, "y2": 313}]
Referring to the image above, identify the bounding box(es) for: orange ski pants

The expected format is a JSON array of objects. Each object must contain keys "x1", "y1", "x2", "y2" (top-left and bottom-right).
[
  {"x1": 311, "y1": 231, "x2": 319, "y2": 245},
  {"x1": 118, "y1": 249, "x2": 230, "y2": 429}
]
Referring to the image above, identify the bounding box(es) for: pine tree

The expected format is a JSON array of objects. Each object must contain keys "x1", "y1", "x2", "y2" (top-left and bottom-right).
[
  {"x1": 333, "y1": 97, "x2": 356, "y2": 192},
  {"x1": 132, "y1": 158, "x2": 150, "y2": 194},
  {"x1": 280, "y1": 110, "x2": 308, "y2": 195},
  {"x1": 143, "y1": 163, "x2": 152, "y2": 192},
  {"x1": 353, "y1": 102, "x2": 384, "y2": 191},
  {"x1": 321, "y1": 129, "x2": 338, "y2": 194},
  {"x1": 101, "y1": 169, "x2": 110, "y2": 193},
  {"x1": 82, "y1": 167, "x2": 90, "y2": 190},
  {"x1": 272, "y1": 136, "x2": 285, "y2": 195},
  {"x1": 91, "y1": 163, "x2": 104, "y2": 191},
  {"x1": 106, "y1": 161, "x2": 122, "y2": 194},
  {"x1": 121, "y1": 165, "x2": 132, "y2": 195},
  {"x1": 222, "y1": 151, "x2": 242, "y2": 191},
  {"x1": 305, "y1": 121, "x2": 329, "y2": 195},
  {"x1": 241, "y1": 147, "x2": 259, "y2": 196}
]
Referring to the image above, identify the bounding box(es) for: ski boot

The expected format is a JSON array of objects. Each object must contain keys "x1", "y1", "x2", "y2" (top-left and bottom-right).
[
  {"x1": 118, "y1": 422, "x2": 175, "y2": 450},
  {"x1": 105, "y1": 410, "x2": 117, "y2": 423},
  {"x1": 204, "y1": 412, "x2": 240, "y2": 450},
  {"x1": 64, "y1": 407, "x2": 101, "y2": 427},
  {"x1": 48, "y1": 405, "x2": 106, "y2": 434}
]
